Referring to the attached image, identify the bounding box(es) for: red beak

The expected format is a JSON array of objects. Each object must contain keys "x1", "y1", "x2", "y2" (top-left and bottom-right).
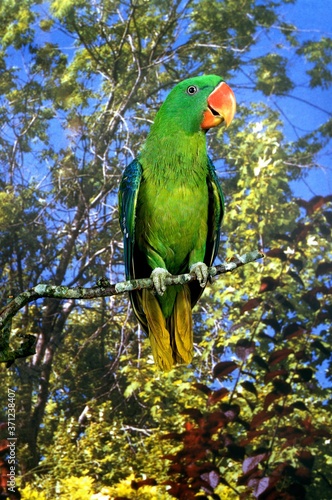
[{"x1": 201, "y1": 81, "x2": 236, "y2": 130}]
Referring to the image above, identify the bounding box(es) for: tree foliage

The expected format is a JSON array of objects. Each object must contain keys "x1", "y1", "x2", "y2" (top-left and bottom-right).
[{"x1": 0, "y1": 0, "x2": 331, "y2": 499}]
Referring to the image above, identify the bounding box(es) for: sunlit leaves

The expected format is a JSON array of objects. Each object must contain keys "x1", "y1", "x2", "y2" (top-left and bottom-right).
[
  {"x1": 254, "y1": 53, "x2": 294, "y2": 95},
  {"x1": 0, "y1": 1, "x2": 35, "y2": 49},
  {"x1": 298, "y1": 37, "x2": 332, "y2": 89}
]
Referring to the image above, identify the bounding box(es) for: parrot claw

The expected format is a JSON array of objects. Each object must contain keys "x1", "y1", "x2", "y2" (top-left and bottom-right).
[
  {"x1": 151, "y1": 267, "x2": 172, "y2": 296},
  {"x1": 190, "y1": 262, "x2": 209, "y2": 288}
]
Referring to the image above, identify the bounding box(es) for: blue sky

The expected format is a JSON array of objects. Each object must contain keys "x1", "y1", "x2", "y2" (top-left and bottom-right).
[{"x1": 276, "y1": 0, "x2": 332, "y2": 198}]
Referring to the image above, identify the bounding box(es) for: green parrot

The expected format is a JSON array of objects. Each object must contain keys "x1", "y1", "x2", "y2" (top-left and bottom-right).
[{"x1": 119, "y1": 74, "x2": 236, "y2": 370}]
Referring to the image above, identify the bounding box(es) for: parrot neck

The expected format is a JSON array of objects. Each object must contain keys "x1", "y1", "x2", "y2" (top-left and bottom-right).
[{"x1": 139, "y1": 128, "x2": 208, "y2": 184}]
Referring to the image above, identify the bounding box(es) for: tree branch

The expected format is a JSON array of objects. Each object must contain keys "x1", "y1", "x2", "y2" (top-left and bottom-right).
[{"x1": 0, "y1": 250, "x2": 263, "y2": 363}]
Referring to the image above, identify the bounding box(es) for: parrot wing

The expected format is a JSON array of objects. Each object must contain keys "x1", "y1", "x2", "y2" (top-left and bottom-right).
[
  {"x1": 206, "y1": 155, "x2": 225, "y2": 266},
  {"x1": 118, "y1": 158, "x2": 148, "y2": 330},
  {"x1": 118, "y1": 158, "x2": 142, "y2": 280},
  {"x1": 188, "y1": 156, "x2": 224, "y2": 308}
]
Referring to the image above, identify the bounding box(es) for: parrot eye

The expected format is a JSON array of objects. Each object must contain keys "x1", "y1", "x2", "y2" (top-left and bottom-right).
[{"x1": 186, "y1": 85, "x2": 198, "y2": 95}]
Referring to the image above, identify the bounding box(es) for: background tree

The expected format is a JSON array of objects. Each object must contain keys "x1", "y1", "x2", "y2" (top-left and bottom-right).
[{"x1": 0, "y1": 0, "x2": 331, "y2": 498}]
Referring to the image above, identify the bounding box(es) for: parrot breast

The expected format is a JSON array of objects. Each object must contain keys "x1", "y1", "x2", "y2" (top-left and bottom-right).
[{"x1": 136, "y1": 180, "x2": 208, "y2": 275}]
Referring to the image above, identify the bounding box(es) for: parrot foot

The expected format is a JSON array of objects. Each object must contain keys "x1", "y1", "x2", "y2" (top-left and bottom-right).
[
  {"x1": 190, "y1": 262, "x2": 209, "y2": 288},
  {"x1": 151, "y1": 267, "x2": 172, "y2": 296}
]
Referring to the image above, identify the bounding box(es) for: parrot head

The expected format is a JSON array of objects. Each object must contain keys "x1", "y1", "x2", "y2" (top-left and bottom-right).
[{"x1": 153, "y1": 74, "x2": 236, "y2": 135}]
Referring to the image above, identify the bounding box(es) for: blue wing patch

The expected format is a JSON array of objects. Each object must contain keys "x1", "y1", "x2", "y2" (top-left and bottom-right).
[
  {"x1": 207, "y1": 156, "x2": 224, "y2": 265},
  {"x1": 118, "y1": 159, "x2": 142, "y2": 279}
]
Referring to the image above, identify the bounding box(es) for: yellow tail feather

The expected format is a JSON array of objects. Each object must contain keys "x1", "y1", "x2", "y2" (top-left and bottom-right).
[
  {"x1": 142, "y1": 286, "x2": 193, "y2": 370},
  {"x1": 172, "y1": 285, "x2": 193, "y2": 364},
  {"x1": 142, "y1": 289, "x2": 174, "y2": 371}
]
